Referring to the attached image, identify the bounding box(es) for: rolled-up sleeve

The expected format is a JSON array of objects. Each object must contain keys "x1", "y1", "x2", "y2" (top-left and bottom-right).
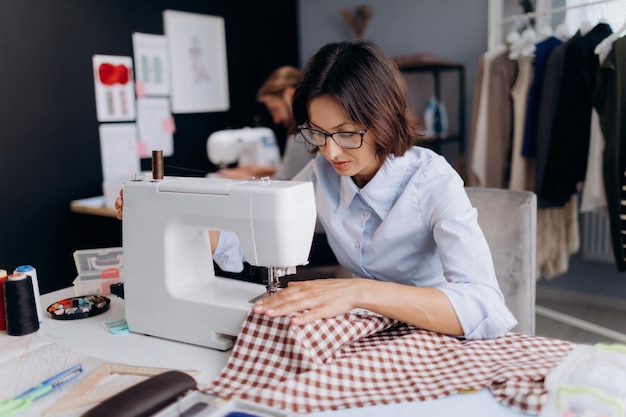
[{"x1": 439, "y1": 281, "x2": 518, "y2": 339}]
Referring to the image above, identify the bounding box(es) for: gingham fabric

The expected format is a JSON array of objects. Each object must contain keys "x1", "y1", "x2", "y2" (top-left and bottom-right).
[{"x1": 206, "y1": 310, "x2": 575, "y2": 415}]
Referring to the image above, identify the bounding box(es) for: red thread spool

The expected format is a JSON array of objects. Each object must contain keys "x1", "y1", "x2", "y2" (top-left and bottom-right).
[{"x1": 0, "y1": 269, "x2": 7, "y2": 330}]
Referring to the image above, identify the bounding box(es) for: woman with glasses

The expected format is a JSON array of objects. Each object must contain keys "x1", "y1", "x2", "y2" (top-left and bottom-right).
[
  {"x1": 251, "y1": 40, "x2": 516, "y2": 340},
  {"x1": 116, "y1": 40, "x2": 516, "y2": 340}
]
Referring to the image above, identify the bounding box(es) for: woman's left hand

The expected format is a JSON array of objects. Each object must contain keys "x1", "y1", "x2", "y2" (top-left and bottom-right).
[{"x1": 253, "y1": 278, "x2": 364, "y2": 325}]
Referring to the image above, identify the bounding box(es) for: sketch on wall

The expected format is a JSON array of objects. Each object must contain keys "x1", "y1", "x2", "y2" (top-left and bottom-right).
[
  {"x1": 98, "y1": 122, "x2": 141, "y2": 191},
  {"x1": 92, "y1": 55, "x2": 136, "y2": 122},
  {"x1": 132, "y1": 32, "x2": 170, "y2": 97},
  {"x1": 136, "y1": 97, "x2": 175, "y2": 157},
  {"x1": 163, "y1": 10, "x2": 230, "y2": 113}
]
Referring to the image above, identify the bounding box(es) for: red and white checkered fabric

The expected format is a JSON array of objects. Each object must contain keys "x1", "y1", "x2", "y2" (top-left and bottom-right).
[{"x1": 206, "y1": 311, "x2": 574, "y2": 415}]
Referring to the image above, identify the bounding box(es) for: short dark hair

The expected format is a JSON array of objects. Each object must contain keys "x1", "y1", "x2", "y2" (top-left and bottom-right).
[{"x1": 291, "y1": 40, "x2": 419, "y2": 159}]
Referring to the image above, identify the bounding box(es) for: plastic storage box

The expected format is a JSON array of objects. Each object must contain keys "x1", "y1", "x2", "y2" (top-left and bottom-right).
[{"x1": 72, "y1": 247, "x2": 123, "y2": 296}]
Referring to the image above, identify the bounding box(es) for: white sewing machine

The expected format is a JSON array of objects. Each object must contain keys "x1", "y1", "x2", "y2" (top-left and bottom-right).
[
  {"x1": 207, "y1": 127, "x2": 281, "y2": 168},
  {"x1": 122, "y1": 175, "x2": 316, "y2": 351}
]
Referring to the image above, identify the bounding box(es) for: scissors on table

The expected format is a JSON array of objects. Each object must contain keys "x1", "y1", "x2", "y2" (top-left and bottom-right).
[{"x1": 0, "y1": 364, "x2": 83, "y2": 417}]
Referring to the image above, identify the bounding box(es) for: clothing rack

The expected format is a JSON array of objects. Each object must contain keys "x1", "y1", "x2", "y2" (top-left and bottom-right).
[
  {"x1": 485, "y1": 0, "x2": 626, "y2": 343},
  {"x1": 499, "y1": 0, "x2": 618, "y2": 24}
]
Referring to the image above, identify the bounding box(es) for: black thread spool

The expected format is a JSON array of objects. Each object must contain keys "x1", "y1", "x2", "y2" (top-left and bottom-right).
[{"x1": 4, "y1": 273, "x2": 40, "y2": 336}]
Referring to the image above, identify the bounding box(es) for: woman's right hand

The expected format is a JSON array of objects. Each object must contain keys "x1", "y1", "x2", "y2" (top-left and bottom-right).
[{"x1": 114, "y1": 188, "x2": 124, "y2": 220}]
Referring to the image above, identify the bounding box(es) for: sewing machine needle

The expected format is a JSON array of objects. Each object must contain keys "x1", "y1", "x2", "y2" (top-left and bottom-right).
[{"x1": 266, "y1": 267, "x2": 280, "y2": 295}]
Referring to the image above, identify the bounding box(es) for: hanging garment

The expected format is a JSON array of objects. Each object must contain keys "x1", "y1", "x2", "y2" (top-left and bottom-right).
[
  {"x1": 469, "y1": 47, "x2": 517, "y2": 188},
  {"x1": 519, "y1": 34, "x2": 581, "y2": 279},
  {"x1": 466, "y1": 53, "x2": 486, "y2": 187},
  {"x1": 594, "y1": 35, "x2": 626, "y2": 271},
  {"x1": 485, "y1": 50, "x2": 518, "y2": 188},
  {"x1": 539, "y1": 23, "x2": 613, "y2": 206},
  {"x1": 521, "y1": 36, "x2": 563, "y2": 159},
  {"x1": 470, "y1": 47, "x2": 500, "y2": 187},
  {"x1": 579, "y1": 110, "x2": 607, "y2": 213},
  {"x1": 580, "y1": 35, "x2": 617, "y2": 214},
  {"x1": 535, "y1": 32, "x2": 581, "y2": 209},
  {"x1": 536, "y1": 194, "x2": 580, "y2": 280},
  {"x1": 509, "y1": 56, "x2": 580, "y2": 280},
  {"x1": 509, "y1": 57, "x2": 535, "y2": 191}
]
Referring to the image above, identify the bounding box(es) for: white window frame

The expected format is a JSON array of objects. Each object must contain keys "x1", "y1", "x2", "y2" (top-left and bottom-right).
[
  {"x1": 488, "y1": 0, "x2": 551, "y2": 50},
  {"x1": 489, "y1": 0, "x2": 626, "y2": 50}
]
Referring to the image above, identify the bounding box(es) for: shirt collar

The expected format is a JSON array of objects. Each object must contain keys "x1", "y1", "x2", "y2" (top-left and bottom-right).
[{"x1": 337, "y1": 154, "x2": 409, "y2": 219}]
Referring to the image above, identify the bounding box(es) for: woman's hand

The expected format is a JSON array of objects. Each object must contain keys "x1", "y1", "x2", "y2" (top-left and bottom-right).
[
  {"x1": 253, "y1": 278, "x2": 364, "y2": 325},
  {"x1": 114, "y1": 188, "x2": 123, "y2": 220},
  {"x1": 254, "y1": 277, "x2": 464, "y2": 336}
]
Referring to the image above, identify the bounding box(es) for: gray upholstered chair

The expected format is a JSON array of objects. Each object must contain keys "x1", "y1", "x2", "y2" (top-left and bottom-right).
[{"x1": 465, "y1": 187, "x2": 537, "y2": 335}]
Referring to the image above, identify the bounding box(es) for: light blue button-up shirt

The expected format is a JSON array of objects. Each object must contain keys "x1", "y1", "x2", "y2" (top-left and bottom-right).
[{"x1": 214, "y1": 146, "x2": 517, "y2": 339}]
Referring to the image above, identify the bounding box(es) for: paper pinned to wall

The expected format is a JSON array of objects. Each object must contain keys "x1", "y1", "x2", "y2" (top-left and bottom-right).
[
  {"x1": 136, "y1": 97, "x2": 174, "y2": 158},
  {"x1": 98, "y1": 123, "x2": 141, "y2": 182},
  {"x1": 92, "y1": 55, "x2": 136, "y2": 122},
  {"x1": 132, "y1": 33, "x2": 170, "y2": 97},
  {"x1": 163, "y1": 10, "x2": 230, "y2": 113}
]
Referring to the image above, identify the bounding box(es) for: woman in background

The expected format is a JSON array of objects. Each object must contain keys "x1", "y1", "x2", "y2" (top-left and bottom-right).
[{"x1": 217, "y1": 66, "x2": 313, "y2": 180}]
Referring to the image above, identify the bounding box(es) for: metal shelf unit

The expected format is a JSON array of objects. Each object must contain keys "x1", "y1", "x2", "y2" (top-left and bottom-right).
[{"x1": 396, "y1": 58, "x2": 465, "y2": 155}]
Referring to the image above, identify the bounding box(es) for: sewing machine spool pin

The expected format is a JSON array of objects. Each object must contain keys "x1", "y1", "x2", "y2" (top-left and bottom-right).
[{"x1": 152, "y1": 149, "x2": 164, "y2": 180}]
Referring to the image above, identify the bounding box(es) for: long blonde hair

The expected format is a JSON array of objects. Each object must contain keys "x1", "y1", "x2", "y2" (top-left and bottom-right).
[{"x1": 257, "y1": 66, "x2": 303, "y2": 101}]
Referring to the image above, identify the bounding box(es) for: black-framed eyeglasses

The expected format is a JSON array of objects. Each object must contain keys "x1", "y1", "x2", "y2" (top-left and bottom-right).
[{"x1": 297, "y1": 125, "x2": 368, "y2": 149}]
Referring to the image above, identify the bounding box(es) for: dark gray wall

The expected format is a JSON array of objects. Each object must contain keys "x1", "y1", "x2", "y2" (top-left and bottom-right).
[
  {"x1": 297, "y1": 0, "x2": 490, "y2": 151},
  {"x1": 0, "y1": 0, "x2": 299, "y2": 293}
]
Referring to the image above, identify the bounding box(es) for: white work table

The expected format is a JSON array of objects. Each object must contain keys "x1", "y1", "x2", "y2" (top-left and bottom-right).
[{"x1": 1, "y1": 287, "x2": 528, "y2": 417}]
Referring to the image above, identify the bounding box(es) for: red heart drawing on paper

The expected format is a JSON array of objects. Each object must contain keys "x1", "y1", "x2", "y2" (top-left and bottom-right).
[{"x1": 99, "y1": 63, "x2": 130, "y2": 85}]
